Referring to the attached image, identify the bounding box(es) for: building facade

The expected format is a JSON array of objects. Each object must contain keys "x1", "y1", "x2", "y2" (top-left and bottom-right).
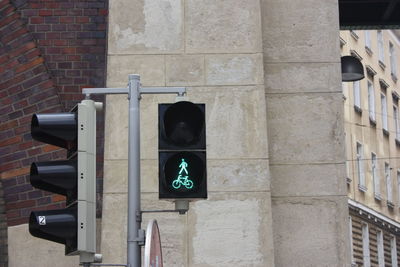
[
  {"x1": 341, "y1": 30, "x2": 400, "y2": 266},
  {"x1": 2, "y1": 0, "x2": 352, "y2": 266}
]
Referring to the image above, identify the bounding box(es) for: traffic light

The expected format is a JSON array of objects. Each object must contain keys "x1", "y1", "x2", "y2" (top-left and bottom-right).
[
  {"x1": 28, "y1": 100, "x2": 99, "y2": 263},
  {"x1": 158, "y1": 101, "x2": 207, "y2": 199}
]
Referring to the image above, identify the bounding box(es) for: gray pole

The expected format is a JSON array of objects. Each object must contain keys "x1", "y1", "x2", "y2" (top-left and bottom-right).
[{"x1": 127, "y1": 74, "x2": 141, "y2": 267}]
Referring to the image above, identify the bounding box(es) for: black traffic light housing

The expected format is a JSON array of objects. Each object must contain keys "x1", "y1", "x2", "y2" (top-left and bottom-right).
[
  {"x1": 158, "y1": 101, "x2": 207, "y2": 199},
  {"x1": 28, "y1": 100, "x2": 98, "y2": 262}
]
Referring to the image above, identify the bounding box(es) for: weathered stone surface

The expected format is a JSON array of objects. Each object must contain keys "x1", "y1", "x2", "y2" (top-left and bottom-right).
[
  {"x1": 188, "y1": 192, "x2": 274, "y2": 267},
  {"x1": 103, "y1": 159, "x2": 159, "y2": 194},
  {"x1": 108, "y1": 0, "x2": 183, "y2": 54},
  {"x1": 270, "y1": 162, "x2": 347, "y2": 197},
  {"x1": 101, "y1": 193, "x2": 127, "y2": 264},
  {"x1": 271, "y1": 196, "x2": 350, "y2": 267},
  {"x1": 107, "y1": 55, "x2": 165, "y2": 87},
  {"x1": 166, "y1": 55, "x2": 205, "y2": 86},
  {"x1": 208, "y1": 159, "x2": 270, "y2": 192},
  {"x1": 266, "y1": 93, "x2": 345, "y2": 164},
  {"x1": 103, "y1": 160, "x2": 128, "y2": 193},
  {"x1": 104, "y1": 95, "x2": 129, "y2": 160},
  {"x1": 186, "y1": 0, "x2": 262, "y2": 53},
  {"x1": 205, "y1": 54, "x2": 263, "y2": 85},
  {"x1": 186, "y1": 86, "x2": 269, "y2": 160},
  {"x1": 261, "y1": 0, "x2": 340, "y2": 63},
  {"x1": 8, "y1": 224, "x2": 79, "y2": 267},
  {"x1": 264, "y1": 62, "x2": 342, "y2": 93}
]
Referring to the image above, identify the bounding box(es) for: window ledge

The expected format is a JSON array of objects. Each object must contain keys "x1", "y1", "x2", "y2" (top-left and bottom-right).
[
  {"x1": 350, "y1": 30, "x2": 359, "y2": 40},
  {"x1": 387, "y1": 201, "x2": 395, "y2": 209},
  {"x1": 374, "y1": 193, "x2": 382, "y2": 201},
  {"x1": 380, "y1": 78, "x2": 390, "y2": 90},
  {"x1": 396, "y1": 138, "x2": 400, "y2": 147},
  {"x1": 340, "y1": 37, "x2": 346, "y2": 47},
  {"x1": 354, "y1": 106, "x2": 362, "y2": 114},
  {"x1": 392, "y1": 73, "x2": 398, "y2": 83},
  {"x1": 365, "y1": 46, "x2": 373, "y2": 55},
  {"x1": 379, "y1": 60, "x2": 386, "y2": 70},
  {"x1": 383, "y1": 128, "x2": 390, "y2": 137},
  {"x1": 369, "y1": 117, "x2": 376, "y2": 126},
  {"x1": 358, "y1": 184, "x2": 367, "y2": 192}
]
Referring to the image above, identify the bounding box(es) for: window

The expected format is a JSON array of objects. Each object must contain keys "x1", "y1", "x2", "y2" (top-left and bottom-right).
[
  {"x1": 394, "y1": 105, "x2": 400, "y2": 140},
  {"x1": 368, "y1": 81, "x2": 375, "y2": 122},
  {"x1": 372, "y1": 153, "x2": 380, "y2": 199},
  {"x1": 354, "y1": 81, "x2": 361, "y2": 111},
  {"x1": 381, "y1": 92, "x2": 388, "y2": 133},
  {"x1": 385, "y1": 162, "x2": 393, "y2": 204},
  {"x1": 391, "y1": 235, "x2": 398, "y2": 267},
  {"x1": 357, "y1": 142, "x2": 366, "y2": 191},
  {"x1": 365, "y1": 31, "x2": 372, "y2": 53},
  {"x1": 390, "y1": 42, "x2": 397, "y2": 79},
  {"x1": 362, "y1": 223, "x2": 371, "y2": 267},
  {"x1": 377, "y1": 230, "x2": 384, "y2": 267},
  {"x1": 377, "y1": 30, "x2": 385, "y2": 64}
]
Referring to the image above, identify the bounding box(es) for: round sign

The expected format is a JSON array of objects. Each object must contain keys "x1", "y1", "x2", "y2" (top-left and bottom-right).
[{"x1": 144, "y1": 219, "x2": 163, "y2": 267}]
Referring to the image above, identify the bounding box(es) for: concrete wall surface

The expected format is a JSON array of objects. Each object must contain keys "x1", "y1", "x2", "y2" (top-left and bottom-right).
[
  {"x1": 8, "y1": 224, "x2": 79, "y2": 267},
  {"x1": 7, "y1": 220, "x2": 102, "y2": 267},
  {"x1": 102, "y1": 0, "x2": 351, "y2": 267},
  {"x1": 261, "y1": 0, "x2": 351, "y2": 266},
  {"x1": 102, "y1": 0, "x2": 275, "y2": 266}
]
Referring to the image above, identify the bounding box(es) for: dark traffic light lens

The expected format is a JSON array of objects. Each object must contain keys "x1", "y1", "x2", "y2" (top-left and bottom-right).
[{"x1": 163, "y1": 101, "x2": 204, "y2": 146}]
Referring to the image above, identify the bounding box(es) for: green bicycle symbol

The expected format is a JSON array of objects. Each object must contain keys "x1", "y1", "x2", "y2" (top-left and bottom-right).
[{"x1": 172, "y1": 159, "x2": 194, "y2": 189}]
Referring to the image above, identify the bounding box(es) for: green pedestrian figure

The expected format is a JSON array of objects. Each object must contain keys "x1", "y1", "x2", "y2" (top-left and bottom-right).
[{"x1": 179, "y1": 158, "x2": 188, "y2": 175}]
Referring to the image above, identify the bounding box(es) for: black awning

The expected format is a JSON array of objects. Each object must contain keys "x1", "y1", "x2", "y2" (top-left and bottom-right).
[{"x1": 339, "y1": 0, "x2": 400, "y2": 29}]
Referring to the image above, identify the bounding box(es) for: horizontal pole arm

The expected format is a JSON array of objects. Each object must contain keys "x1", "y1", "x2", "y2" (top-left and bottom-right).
[
  {"x1": 140, "y1": 87, "x2": 186, "y2": 96},
  {"x1": 82, "y1": 88, "x2": 129, "y2": 96}
]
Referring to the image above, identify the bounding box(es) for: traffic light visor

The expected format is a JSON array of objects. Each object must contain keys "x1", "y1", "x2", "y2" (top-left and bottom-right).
[
  {"x1": 31, "y1": 113, "x2": 77, "y2": 149},
  {"x1": 29, "y1": 207, "x2": 77, "y2": 245},
  {"x1": 30, "y1": 160, "x2": 77, "y2": 205}
]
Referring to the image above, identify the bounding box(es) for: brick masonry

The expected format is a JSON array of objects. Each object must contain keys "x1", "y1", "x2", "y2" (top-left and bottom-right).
[
  {"x1": 0, "y1": 0, "x2": 107, "y2": 243},
  {"x1": 0, "y1": 179, "x2": 7, "y2": 267}
]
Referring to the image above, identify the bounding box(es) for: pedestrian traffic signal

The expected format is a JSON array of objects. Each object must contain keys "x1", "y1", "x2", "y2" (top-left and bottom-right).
[
  {"x1": 158, "y1": 101, "x2": 207, "y2": 199},
  {"x1": 29, "y1": 100, "x2": 100, "y2": 263}
]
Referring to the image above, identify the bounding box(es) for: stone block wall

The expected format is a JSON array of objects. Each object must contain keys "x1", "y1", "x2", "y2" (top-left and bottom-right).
[{"x1": 103, "y1": 0, "x2": 275, "y2": 266}]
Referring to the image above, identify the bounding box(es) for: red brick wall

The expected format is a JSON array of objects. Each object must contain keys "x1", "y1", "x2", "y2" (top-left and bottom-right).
[
  {"x1": 0, "y1": 0, "x2": 107, "y2": 229},
  {"x1": 0, "y1": 179, "x2": 7, "y2": 267}
]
